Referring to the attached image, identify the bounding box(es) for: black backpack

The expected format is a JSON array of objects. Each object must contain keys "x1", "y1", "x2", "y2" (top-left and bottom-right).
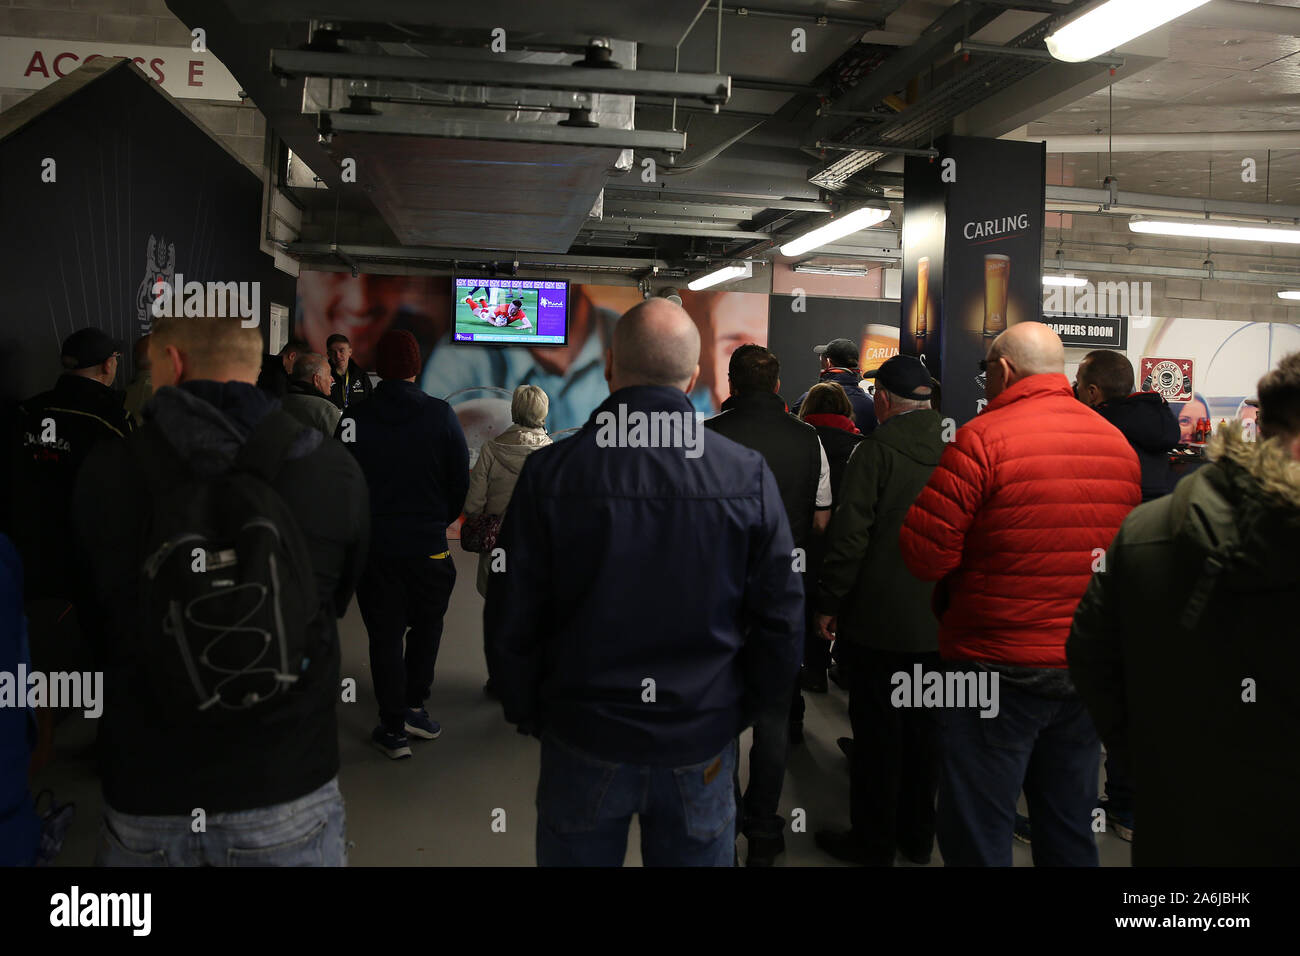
[{"x1": 136, "y1": 412, "x2": 321, "y2": 720}]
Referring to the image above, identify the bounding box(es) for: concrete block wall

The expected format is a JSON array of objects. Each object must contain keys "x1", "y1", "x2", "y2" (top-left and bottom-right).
[
  {"x1": 0, "y1": 0, "x2": 266, "y2": 173},
  {"x1": 1054, "y1": 213, "x2": 1300, "y2": 324}
]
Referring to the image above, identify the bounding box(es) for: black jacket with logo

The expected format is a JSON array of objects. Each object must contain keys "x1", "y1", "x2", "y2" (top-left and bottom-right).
[
  {"x1": 329, "y1": 359, "x2": 373, "y2": 410},
  {"x1": 9, "y1": 374, "x2": 134, "y2": 600},
  {"x1": 706, "y1": 390, "x2": 822, "y2": 552}
]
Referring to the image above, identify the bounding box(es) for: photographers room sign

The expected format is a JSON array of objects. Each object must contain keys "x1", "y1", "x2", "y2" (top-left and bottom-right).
[{"x1": 0, "y1": 37, "x2": 242, "y2": 102}]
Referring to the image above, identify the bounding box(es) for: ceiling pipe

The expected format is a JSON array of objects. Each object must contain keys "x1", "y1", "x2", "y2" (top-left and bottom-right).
[{"x1": 1008, "y1": 130, "x2": 1300, "y2": 152}]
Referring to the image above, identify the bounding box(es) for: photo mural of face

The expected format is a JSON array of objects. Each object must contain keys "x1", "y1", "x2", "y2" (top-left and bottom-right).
[
  {"x1": 295, "y1": 271, "x2": 445, "y2": 372},
  {"x1": 292, "y1": 272, "x2": 770, "y2": 455}
]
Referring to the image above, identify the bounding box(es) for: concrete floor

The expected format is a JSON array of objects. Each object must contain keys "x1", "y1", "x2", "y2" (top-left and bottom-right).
[{"x1": 35, "y1": 566, "x2": 1132, "y2": 867}]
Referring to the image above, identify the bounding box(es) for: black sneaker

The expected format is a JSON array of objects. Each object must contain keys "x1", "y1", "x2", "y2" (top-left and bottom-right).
[
  {"x1": 837, "y1": 736, "x2": 854, "y2": 760},
  {"x1": 1013, "y1": 813, "x2": 1032, "y2": 845},
  {"x1": 897, "y1": 844, "x2": 933, "y2": 866},
  {"x1": 745, "y1": 833, "x2": 785, "y2": 867},
  {"x1": 371, "y1": 726, "x2": 412, "y2": 760},
  {"x1": 800, "y1": 667, "x2": 828, "y2": 694},
  {"x1": 815, "y1": 829, "x2": 891, "y2": 866}
]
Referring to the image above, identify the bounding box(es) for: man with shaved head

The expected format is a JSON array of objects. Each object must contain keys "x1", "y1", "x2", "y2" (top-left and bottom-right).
[
  {"x1": 485, "y1": 298, "x2": 803, "y2": 867},
  {"x1": 72, "y1": 316, "x2": 369, "y2": 866},
  {"x1": 900, "y1": 321, "x2": 1141, "y2": 867}
]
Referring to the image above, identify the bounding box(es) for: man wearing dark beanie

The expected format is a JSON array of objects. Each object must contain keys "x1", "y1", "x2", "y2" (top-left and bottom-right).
[{"x1": 337, "y1": 330, "x2": 470, "y2": 759}]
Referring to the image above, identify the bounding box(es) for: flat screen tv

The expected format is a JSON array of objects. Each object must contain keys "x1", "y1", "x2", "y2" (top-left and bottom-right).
[{"x1": 452, "y1": 276, "x2": 569, "y2": 346}]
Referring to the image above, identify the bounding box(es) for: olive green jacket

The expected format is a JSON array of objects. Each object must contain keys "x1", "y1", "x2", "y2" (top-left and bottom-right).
[
  {"x1": 815, "y1": 408, "x2": 945, "y2": 652},
  {"x1": 1068, "y1": 425, "x2": 1300, "y2": 865}
]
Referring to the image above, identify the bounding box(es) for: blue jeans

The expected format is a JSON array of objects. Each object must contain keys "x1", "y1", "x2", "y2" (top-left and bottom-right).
[
  {"x1": 97, "y1": 778, "x2": 347, "y2": 866},
  {"x1": 536, "y1": 735, "x2": 737, "y2": 867},
  {"x1": 936, "y1": 682, "x2": 1100, "y2": 867}
]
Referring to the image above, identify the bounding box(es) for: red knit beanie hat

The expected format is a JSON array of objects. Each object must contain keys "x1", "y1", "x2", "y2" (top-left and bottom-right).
[{"x1": 375, "y1": 329, "x2": 421, "y2": 380}]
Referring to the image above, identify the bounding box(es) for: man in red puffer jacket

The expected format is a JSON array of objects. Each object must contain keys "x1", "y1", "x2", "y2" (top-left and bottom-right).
[{"x1": 900, "y1": 321, "x2": 1140, "y2": 867}]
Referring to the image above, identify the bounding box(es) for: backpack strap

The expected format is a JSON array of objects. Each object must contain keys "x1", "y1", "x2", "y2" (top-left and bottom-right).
[{"x1": 234, "y1": 411, "x2": 305, "y2": 482}]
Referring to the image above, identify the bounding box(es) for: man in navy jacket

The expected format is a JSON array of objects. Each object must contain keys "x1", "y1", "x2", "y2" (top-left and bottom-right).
[
  {"x1": 339, "y1": 329, "x2": 469, "y2": 760},
  {"x1": 484, "y1": 299, "x2": 803, "y2": 867}
]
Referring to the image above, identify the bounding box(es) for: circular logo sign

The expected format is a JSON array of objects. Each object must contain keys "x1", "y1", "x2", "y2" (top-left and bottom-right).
[{"x1": 1147, "y1": 359, "x2": 1187, "y2": 401}]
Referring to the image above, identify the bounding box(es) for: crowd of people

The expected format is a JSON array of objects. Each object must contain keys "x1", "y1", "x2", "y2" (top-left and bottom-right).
[{"x1": 3, "y1": 301, "x2": 1298, "y2": 868}]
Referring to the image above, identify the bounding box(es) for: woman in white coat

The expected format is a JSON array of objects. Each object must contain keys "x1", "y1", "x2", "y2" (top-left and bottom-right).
[{"x1": 463, "y1": 384, "x2": 552, "y2": 597}]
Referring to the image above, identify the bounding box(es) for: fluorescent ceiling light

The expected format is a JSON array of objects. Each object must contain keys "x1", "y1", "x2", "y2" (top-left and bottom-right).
[
  {"x1": 1278, "y1": 291, "x2": 1300, "y2": 301},
  {"x1": 1043, "y1": 274, "x2": 1088, "y2": 287},
  {"x1": 1046, "y1": 0, "x2": 1211, "y2": 63},
  {"x1": 687, "y1": 260, "x2": 753, "y2": 291},
  {"x1": 779, "y1": 206, "x2": 891, "y2": 257},
  {"x1": 792, "y1": 265, "x2": 872, "y2": 277},
  {"x1": 1129, "y1": 215, "x2": 1300, "y2": 245}
]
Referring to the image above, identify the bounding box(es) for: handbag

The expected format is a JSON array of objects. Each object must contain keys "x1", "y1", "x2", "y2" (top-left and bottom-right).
[{"x1": 461, "y1": 512, "x2": 503, "y2": 554}]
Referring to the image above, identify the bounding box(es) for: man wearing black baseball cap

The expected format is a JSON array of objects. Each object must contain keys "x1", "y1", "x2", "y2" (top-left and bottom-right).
[
  {"x1": 10, "y1": 327, "x2": 133, "y2": 604},
  {"x1": 794, "y1": 337, "x2": 878, "y2": 435},
  {"x1": 812, "y1": 353, "x2": 945, "y2": 865}
]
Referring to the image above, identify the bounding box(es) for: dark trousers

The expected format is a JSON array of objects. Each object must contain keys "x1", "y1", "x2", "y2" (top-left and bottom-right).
[
  {"x1": 536, "y1": 735, "x2": 736, "y2": 867},
  {"x1": 736, "y1": 679, "x2": 797, "y2": 843},
  {"x1": 356, "y1": 553, "x2": 456, "y2": 733},
  {"x1": 1103, "y1": 752, "x2": 1134, "y2": 813},
  {"x1": 936, "y1": 675, "x2": 1101, "y2": 867},
  {"x1": 840, "y1": 644, "x2": 941, "y2": 862}
]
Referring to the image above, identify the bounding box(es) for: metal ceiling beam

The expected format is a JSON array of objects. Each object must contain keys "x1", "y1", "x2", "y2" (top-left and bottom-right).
[
  {"x1": 1046, "y1": 185, "x2": 1300, "y2": 222},
  {"x1": 288, "y1": 241, "x2": 670, "y2": 271},
  {"x1": 581, "y1": 222, "x2": 763, "y2": 239},
  {"x1": 600, "y1": 200, "x2": 763, "y2": 219},
  {"x1": 807, "y1": 0, "x2": 1005, "y2": 142},
  {"x1": 813, "y1": 141, "x2": 939, "y2": 159},
  {"x1": 718, "y1": 5, "x2": 885, "y2": 28},
  {"x1": 272, "y1": 49, "x2": 731, "y2": 104},
  {"x1": 954, "y1": 41, "x2": 1125, "y2": 69},
  {"x1": 607, "y1": 188, "x2": 832, "y2": 212},
  {"x1": 319, "y1": 112, "x2": 687, "y2": 152}
]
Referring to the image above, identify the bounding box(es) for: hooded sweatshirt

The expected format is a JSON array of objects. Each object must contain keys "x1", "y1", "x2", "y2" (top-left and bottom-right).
[
  {"x1": 1094, "y1": 391, "x2": 1181, "y2": 501},
  {"x1": 1069, "y1": 424, "x2": 1300, "y2": 865},
  {"x1": 73, "y1": 380, "x2": 369, "y2": 815},
  {"x1": 338, "y1": 379, "x2": 469, "y2": 556}
]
